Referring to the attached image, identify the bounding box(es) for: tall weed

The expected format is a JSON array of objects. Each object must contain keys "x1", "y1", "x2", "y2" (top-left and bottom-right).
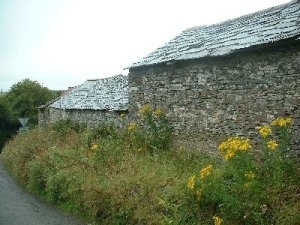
[
  {"x1": 184, "y1": 117, "x2": 299, "y2": 225},
  {"x1": 1, "y1": 116, "x2": 298, "y2": 225}
]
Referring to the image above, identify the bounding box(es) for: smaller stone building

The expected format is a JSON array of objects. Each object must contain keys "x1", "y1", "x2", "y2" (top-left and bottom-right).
[{"x1": 38, "y1": 74, "x2": 128, "y2": 127}]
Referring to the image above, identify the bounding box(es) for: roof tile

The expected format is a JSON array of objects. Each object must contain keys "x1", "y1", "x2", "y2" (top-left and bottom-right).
[
  {"x1": 130, "y1": 0, "x2": 300, "y2": 68},
  {"x1": 50, "y1": 75, "x2": 128, "y2": 111}
]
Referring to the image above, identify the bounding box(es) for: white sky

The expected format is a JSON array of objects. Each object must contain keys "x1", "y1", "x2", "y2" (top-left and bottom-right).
[{"x1": 0, "y1": 0, "x2": 291, "y2": 91}]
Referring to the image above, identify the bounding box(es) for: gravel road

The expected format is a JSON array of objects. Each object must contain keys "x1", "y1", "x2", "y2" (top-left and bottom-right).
[{"x1": 0, "y1": 163, "x2": 86, "y2": 225}]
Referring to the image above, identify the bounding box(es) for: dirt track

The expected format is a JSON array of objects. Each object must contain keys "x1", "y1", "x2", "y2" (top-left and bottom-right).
[{"x1": 0, "y1": 163, "x2": 86, "y2": 225}]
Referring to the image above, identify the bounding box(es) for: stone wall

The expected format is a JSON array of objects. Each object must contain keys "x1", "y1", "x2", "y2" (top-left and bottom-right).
[
  {"x1": 128, "y1": 41, "x2": 300, "y2": 151},
  {"x1": 39, "y1": 107, "x2": 127, "y2": 128}
]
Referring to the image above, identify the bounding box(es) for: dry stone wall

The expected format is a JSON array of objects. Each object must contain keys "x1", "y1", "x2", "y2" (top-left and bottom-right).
[
  {"x1": 129, "y1": 42, "x2": 300, "y2": 151},
  {"x1": 39, "y1": 107, "x2": 127, "y2": 127}
]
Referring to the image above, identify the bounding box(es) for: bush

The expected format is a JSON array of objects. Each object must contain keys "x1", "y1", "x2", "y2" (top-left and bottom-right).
[
  {"x1": 0, "y1": 97, "x2": 18, "y2": 150},
  {"x1": 126, "y1": 105, "x2": 172, "y2": 153},
  {"x1": 51, "y1": 119, "x2": 87, "y2": 136},
  {"x1": 81, "y1": 123, "x2": 118, "y2": 149},
  {"x1": 0, "y1": 120, "x2": 205, "y2": 224},
  {"x1": 5, "y1": 79, "x2": 59, "y2": 126},
  {"x1": 0, "y1": 116, "x2": 298, "y2": 225},
  {"x1": 185, "y1": 116, "x2": 299, "y2": 225}
]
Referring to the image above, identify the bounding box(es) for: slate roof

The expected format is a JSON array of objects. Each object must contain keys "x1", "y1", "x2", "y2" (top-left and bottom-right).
[
  {"x1": 50, "y1": 75, "x2": 128, "y2": 111},
  {"x1": 130, "y1": 0, "x2": 300, "y2": 68},
  {"x1": 38, "y1": 87, "x2": 74, "y2": 109}
]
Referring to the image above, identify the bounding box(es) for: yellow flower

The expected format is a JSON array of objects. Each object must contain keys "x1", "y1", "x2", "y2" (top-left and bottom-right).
[
  {"x1": 120, "y1": 113, "x2": 126, "y2": 118},
  {"x1": 258, "y1": 125, "x2": 272, "y2": 138},
  {"x1": 267, "y1": 140, "x2": 278, "y2": 150},
  {"x1": 139, "y1": 104, "x2": 152, "y2": 115},
  {"x1": 245, "y1": 171, "x2": 256, "y2": 179},
  {"x1": 218, "y1": 137, "x2": 252, "y2": 160},
  {"x1": 224, "y1": 149, "x2": 235, "y2": 160},
  {"x1": 195, "y1": 188, "x2": 203, "y2": 200},
  {"x1": 200, "y1": 165, "x2": 213, "y2": 179},
  {"x1": 271, "y1": 117, "x2": 293, "y2": 127},
  {"x1": 213, "y1": 216, "x2": 223, "y2": 225},
  {"x1": 127, "y1": 122, "x2": 138, "y2": 132},
  {"x1": 239, "y1": 138, "x2": 252, "y2": 151},
  {"x1": 187, "y1": 175, "x2": 196, "y2": 190},
  {"x1": 154, "y1": 108, "x2": 162, "y2": 117},
  {"x1": 244, "y1": 182, "x2": 252, "y2": 188},
  {"x1": 91, "y1": 144, "x2": 98, "y2": 151}
]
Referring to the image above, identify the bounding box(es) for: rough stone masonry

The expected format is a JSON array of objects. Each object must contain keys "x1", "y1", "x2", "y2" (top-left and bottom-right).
[{"x1": 129, "y1": 42, "x2": 300, "y2": 152}]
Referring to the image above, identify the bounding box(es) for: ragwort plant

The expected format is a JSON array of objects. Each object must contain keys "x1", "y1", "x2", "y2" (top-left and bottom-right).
[
  {"x1": 186, "y1": 116, "x2": 299, "y2": 225},
  {"x1": 127, "y1": 104, "x2": 172, "y2": 153},
  {"x1": 140, "y1": 104, "x2": 172, "y2": 152}
]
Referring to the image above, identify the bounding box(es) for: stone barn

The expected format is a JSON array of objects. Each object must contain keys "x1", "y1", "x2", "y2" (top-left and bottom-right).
[
  {"x1": 38, "y1": 74, "x2": 128, "y2": 127},
  {"x1": 128, "y1": 0, "x2": 300, "y2": 150}
]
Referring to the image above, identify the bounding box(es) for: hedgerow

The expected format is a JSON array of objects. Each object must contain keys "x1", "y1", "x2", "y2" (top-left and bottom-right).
[{"x1": 1, "y1": 111, "x2": 299, "y2": 225}]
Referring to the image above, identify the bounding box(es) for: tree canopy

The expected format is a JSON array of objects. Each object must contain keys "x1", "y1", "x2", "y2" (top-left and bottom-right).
[
  {"x1": 0, "y1": 96, "x2": 18, "y2": 149},
  {"x1": 5, "y1": 79, "x2": 58, "y2": 126},
  {"x1": 0, "y1": 79, "x2": 60, "y2": 150}
]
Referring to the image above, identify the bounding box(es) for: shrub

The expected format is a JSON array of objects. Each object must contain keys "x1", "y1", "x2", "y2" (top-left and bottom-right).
[
  {"x1": 185, "y1": 116, "x2": 299, "y2": 225},
  {"x1": 0, "y1": 121, "x2": 203, "y2": 224},
  {"x1": 1, "y1": 115, "x2": 298, "y2": 225},
  {"x1": 81, "y1": 123, "x2": 118, "y2": 149},
  {"x1": 51, "y1": 119, "x2": 87, "y2": 137},
  {"x1": 127, "y1": 105, "x2": 172, "y2": 153},
  {"x1": 0, "y1": 96, "x2": 18, "y2": 150}
]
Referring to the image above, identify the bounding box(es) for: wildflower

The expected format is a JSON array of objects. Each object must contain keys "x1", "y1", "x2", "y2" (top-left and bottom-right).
[
  {"x1": 127, "y1": 122, "x2": 138, "y2": 132},
  {"x1": 244, "y1": 182, "x2": 252, "y2": 188},
  {"x1": 91, "y1": 144, "x2": 98, "y2": 151},
  {"x1": 271, "y1": 117, "x2": 293, "y2": 127},
  {"x1": 213, "y1": 216, "x2": 223, "y2": 225},
  {"x1": 224, "y1": 149, "x2": 235, "y2": 160},
  {"x1": 258, "y1": 125, "x2": 272, "y2": 138},
  {"x1": 267, "y1": 140, "x2": 278, "y2": 150},
  {"x1": 245, "y1": 171, "x2": 256, "y2": 179},
  {"x1": 218, "y1": 137, "x2": 252, "y2": 160},
  {"x1": 219, "y1": 137, "x2": 251, "y2": 152},
  {"x1": 139, "y1": 104, "x2": 152, "y2": 115},
  {"x1": 239, "y1": 138, "x2": 252, "y2": 151},
  {"x1": 195, "y1": 188, "x2": 203, "y2": 200},
  {"x1": 200, "y1": 165, "x2": 213, "y2": 179},
  {"x1": 187, "y1": 175, "x2": 196, "y2": 190},
  {"x1": 154, "y1": 108, "x2": 162, "y2": 117}
]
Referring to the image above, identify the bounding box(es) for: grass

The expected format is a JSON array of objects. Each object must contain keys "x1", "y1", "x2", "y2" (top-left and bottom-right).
[
  {"x1": 0, "y1": 114, "x2": 299, "y2": 225},
  {"x1": 0, "y1": 123, "x2": 216, "y2": 224}
]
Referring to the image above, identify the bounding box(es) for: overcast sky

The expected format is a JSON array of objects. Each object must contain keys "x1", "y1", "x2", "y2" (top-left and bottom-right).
[{"x1": 0, "y1": 0, "x2": 291, "y2": 91}]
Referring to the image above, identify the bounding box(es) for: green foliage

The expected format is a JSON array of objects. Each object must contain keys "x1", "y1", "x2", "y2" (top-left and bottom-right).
[
  {"x1": 127, "y1": 105, "x2": 172, "y2": 153},
  {"x1": 51, "y1": 119, "x2": 87, "y2": 137},
  {"x1": 0, "y1": 122, "x2": 206, "y2": 225},
  {"x1": 0, "y1": 96, "x2": 18, "y2": 150},
  {"x1": 0, "y1": 116, "x2": 298, "y2": 225},
  {"x1": 184, "y1": 117, "x2": 299, "y2": 225},
  {"x1": 82, "y1": 123, "x2": 118, "y2": 149},
  {"x1": 5, "y1": 79, "x2": 58, "y2": 126}
]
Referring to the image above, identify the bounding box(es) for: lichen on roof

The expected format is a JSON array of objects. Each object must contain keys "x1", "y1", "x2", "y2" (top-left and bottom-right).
[
  {"x1": 130, "y1": 0, "x2": 300, "y2": 68},
  {"x1": 50, "y1": 75, "x2": 128, "y2": 111}
]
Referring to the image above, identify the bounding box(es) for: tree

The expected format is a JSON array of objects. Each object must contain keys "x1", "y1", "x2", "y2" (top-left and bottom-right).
[
  {"x1": 0, "y1": 96, "x2": 18, "y2": 150},
  {"x1": 5, "y1": 79, "x2": 58, "y2": 126}
]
